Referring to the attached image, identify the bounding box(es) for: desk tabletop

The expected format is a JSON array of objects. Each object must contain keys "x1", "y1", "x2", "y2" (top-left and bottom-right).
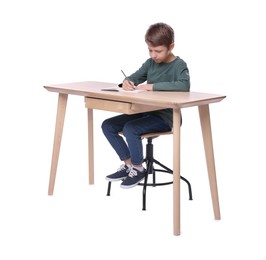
[{"x1": 44, "y1": 81, "x2": 226, "y2": 108}]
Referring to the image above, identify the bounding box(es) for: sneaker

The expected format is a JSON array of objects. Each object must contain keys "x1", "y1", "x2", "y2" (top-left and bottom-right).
[
  {"x1": 105, "y1": 164, "x2": 131, "y2": 182},
  {"x1": 120, "y1": 167, "x2": 146, "y2": 189}
]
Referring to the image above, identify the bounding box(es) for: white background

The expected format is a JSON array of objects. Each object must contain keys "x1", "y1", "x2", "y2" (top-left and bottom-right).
[{"x1": 1, "y1": 0, "x2": 266, "y2": 259}]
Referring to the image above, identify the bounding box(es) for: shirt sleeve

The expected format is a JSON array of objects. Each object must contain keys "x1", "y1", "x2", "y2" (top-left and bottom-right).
[
  {"x1": 153, "y1": 62, "x2": 190, "y2": 92},
  {"x1": 127, "y1": 59, "x2": 150, "y2": 85}
]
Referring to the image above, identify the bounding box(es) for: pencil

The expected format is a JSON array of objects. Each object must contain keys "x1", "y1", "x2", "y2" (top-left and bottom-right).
[{"x1": 121, "y1": 70, "x2": 135, "y2": 89}]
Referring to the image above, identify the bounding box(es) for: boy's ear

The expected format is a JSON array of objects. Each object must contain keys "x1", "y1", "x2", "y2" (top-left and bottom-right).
[{"x1": 169, "y1": 42, "x2": 175, "y2": 51}]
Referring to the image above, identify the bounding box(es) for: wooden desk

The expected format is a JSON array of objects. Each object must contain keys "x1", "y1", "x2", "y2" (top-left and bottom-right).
[{"x1": 44, "y1": 81, "x2": 226, "y2": 236}]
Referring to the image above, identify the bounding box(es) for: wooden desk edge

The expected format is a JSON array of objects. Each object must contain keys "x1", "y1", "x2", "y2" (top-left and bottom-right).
[
  {"x1": 181, "y1": 96, "x2": 226, "y2": 108},
  {"x1": 44, "y1": 86, "x2": 226, "y2": 109}
]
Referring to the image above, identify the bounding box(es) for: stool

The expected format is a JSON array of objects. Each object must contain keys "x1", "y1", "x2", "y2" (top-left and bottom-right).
[{"x1": 106, "y1": 131, "x2": 193, "y2": 210}]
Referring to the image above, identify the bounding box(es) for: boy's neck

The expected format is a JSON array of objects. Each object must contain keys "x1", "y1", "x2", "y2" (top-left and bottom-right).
[{"x1": 164, "y1": 53, "x2": 176, "y2": 63}]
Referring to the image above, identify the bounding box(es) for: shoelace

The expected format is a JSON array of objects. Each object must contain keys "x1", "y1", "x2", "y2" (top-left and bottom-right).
[
  {"x1": 117, "y1": 164, "x2": 131, "y2": 172},
  {"x1": 128, "y1": 168, "x2": 138, "y2": 178}
]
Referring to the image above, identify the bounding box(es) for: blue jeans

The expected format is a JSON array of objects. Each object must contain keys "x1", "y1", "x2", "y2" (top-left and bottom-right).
[{"x1": 101, "y1": 113, "x2": 172, "y2": 165}]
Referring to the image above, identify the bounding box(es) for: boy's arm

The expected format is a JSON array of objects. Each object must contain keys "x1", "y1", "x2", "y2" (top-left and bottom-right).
[
  {"x1": 152, "y1": 63, "x2": 190, "y2": 92},
  {"x1": 127, "y1": 59, "x2": 150, "y2": 85}
]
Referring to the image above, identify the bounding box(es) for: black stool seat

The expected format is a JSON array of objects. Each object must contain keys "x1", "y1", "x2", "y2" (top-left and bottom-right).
[{"x1": 107, "y1": 131, "x2": 193, "y2": 210}]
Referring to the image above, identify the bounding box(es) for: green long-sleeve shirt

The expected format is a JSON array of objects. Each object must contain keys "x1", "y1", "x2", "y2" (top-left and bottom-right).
[{"x1": 127, "y1": 57, "x2": 190, "y2": 128}]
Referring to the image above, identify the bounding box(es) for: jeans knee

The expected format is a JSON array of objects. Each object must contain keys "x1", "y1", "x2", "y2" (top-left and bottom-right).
[{"x1": 101, "y1": 119, "x2": 110, "y2": 135}]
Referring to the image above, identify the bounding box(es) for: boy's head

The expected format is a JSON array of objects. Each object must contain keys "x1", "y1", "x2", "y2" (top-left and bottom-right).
[
  {"x1": 145, "y1": 23, "x2": 175, "y2": 63},
  {"x1": 145, "y1": 22, "x2": 174, "y2": 48}
]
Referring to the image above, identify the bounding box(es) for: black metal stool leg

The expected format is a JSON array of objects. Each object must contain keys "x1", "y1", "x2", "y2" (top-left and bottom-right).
[
  {"x1": 142, "y1": 174, "x2": 148, "y2": 211},
  {"x1": 180, "y1": 176, "x2": 193, "y2": 200},
  {"x1": 107, "y1": 181, "x2": 111, "y2": 196},
  {"x1": 142, "y1": 160, "x2": 153, "y2": 210},
  {"x1": 153, "y1": 158, "x2": 193, "y2": 200}
]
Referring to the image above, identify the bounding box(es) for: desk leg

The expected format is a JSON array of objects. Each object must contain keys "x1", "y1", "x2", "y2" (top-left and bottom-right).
[
  {"x1": 198, "y1": 105, "x2": 221, "y2": 220},
  {"x1": 87, "y1": 108, "x2": 94, "y2": 184},
  {"x1": 48, "y1": 93, "x2": 68, "y2": 195},
  {"x1": 173, "y1": 108, "x2": 181, "y2": 236}
]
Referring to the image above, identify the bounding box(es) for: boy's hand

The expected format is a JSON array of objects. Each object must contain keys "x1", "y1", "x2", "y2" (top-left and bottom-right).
[
  {"x1": 122, "y1": 80, "x2": 135, "y2": 91},
  {"x1": 136, "y1": 84, "x2": 153, "y2": 91}
]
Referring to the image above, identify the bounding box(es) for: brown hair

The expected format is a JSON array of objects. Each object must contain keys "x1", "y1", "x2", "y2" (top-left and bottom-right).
[{"x1": 145, "y1": 23, "x2": 174, "y2": 48}]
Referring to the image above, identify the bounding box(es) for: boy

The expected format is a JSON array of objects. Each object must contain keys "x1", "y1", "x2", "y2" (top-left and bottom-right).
[{"x1": 102, "y1": 22, "x2": 190, "y2": 189}]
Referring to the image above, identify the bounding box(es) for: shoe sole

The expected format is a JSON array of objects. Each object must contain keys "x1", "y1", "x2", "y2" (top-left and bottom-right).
[
  {"x1": 105, "y1": 176, "x2": 127, "y2": 182},
  {"x1": 120, "y1": 177, "x2": 145, "y2": 189}
]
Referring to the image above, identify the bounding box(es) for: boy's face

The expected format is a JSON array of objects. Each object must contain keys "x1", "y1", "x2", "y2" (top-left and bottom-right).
[{"x1": 147, "y1": 44, "x2": 173, "y2": 63}]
